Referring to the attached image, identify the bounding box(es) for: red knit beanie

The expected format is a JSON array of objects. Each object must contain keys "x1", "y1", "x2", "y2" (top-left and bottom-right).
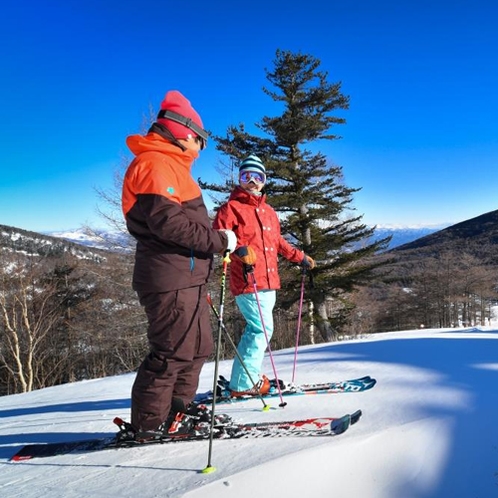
[{"x1": 157, "y1": 91, "x2": 204, "y2": 140}]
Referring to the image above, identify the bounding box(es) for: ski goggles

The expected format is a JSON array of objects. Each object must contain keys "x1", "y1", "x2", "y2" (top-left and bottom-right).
[
  {"x1": 239, "y1": 171, "x2": 265, "y2": 184},
  {"x1": 194, "y1": 135, "x2": 207, "y2": 150}
]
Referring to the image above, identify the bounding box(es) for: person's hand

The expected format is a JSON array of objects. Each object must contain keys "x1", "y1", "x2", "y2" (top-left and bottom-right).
[
  {"x1": 218, "y1": 229, "x2": 237, "y2": 252},
  {"x1": 233, "y1": 246, "x2": 257, "y2": 265},
  {"x1": 301, "y1": 254, "x2": 315, "y2": 269}
]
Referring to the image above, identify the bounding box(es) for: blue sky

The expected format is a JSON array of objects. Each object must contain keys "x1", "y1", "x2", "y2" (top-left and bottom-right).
[{"x1": 2, "y1": 1, "x2": 497, "y2": 232}]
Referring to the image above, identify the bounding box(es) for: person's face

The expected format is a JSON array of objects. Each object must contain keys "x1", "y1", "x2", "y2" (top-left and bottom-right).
[
  {"x1": 239, "y1": 170, "x2": 265, "y2": 193},
  {"x1": 182, "y1": 134, "x2": 207, "y2": 152}
]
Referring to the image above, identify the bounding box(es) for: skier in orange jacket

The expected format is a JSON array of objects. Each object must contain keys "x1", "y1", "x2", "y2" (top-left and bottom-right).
[{"x1": 122, "y1": 90, "x2": 236, "y2": 436}]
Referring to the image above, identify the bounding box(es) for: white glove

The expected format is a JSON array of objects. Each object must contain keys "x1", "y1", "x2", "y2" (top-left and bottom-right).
[{"x1": 219, "y1": 229, "x2": 237, "y2": 252}]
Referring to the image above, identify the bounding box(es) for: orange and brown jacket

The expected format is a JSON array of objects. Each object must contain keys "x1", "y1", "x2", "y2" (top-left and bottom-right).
[{"x1": 122, "y1": 132, "x2": 227, "y2": 292}]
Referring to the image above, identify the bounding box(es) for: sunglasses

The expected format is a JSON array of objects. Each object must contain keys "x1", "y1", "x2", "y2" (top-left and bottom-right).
[
  {"x1": 195, "y1": 135, "x2": 207, "y2": 150},
  {"x1": 239, "y1": 171, "x2": 265, "y2": 184}
]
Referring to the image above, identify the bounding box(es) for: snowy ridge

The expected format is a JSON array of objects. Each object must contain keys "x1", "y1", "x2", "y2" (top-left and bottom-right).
[{"x1": 0, "y1": 224, "x2": 108, "y2": 261}]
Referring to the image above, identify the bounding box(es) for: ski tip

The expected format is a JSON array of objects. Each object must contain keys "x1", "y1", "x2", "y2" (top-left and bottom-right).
[
  {"x1": 201, "y1": 465, "x2": 217, "y2": 474},
  {"x1": 356, "y1": 375, "x2": 372, "y2": 381},
  {"x1": 365, "y1": 379, "x2": 377, "y2": 389},
  {"x1": 355, "y1": 375, "x2": 376, "y2": 386},
  {"x1": 330, "y1": 410, "x2": 362, "y2": 435},
  {"x1": 330, "y1": 415, "x2": 351, "y2": 435},
  {"x1": 351, "y1": 409, "x2": 362, "y2": 425}
]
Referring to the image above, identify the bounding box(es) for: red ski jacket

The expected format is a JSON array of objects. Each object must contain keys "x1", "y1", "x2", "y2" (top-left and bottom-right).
[{"x1": 213, "y1": 186, "x2": 304, "y2": 296}]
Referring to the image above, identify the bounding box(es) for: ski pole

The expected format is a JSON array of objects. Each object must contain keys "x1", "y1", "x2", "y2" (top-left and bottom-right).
[
  {"x1": 248, "y1": 270, "x2": 287, "y2": 408},
  {"x1": 206, "y1": 293, "x2": 270, "y2": 411},
  {"x1": 202, "y1": 251, "x2": 230, "y2": 474},
  {"x1": 291, "y1": 267, "x2": 307, "y2": 383}
]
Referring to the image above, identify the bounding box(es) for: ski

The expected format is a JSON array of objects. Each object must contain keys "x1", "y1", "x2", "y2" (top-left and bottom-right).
[
  {"x1": 10, "y1": 410, "x2": 362, "y2": 461},
  {"x1": 196, "y1": 375, "x2": 376, "y2": 404}
]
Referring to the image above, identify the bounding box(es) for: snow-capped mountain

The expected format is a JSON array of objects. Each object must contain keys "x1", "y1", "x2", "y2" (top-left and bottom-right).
[
  {"x1": 46, "y1": 225, "x2": 449, "y2": 252},
  {"x1": 44, "y1": 228, "x2": 132, "y2": 252},
  {"x1": 0, "y1": 224, "x2": 108, "y2": 261},
  {"x1": 371, "y1": 223, "x2": 451, "y2": 249}
]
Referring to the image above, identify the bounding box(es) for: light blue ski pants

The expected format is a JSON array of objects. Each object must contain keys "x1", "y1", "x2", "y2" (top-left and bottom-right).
[{"x1": 229, "y1": 290, "x2": 276, "y2": 391}]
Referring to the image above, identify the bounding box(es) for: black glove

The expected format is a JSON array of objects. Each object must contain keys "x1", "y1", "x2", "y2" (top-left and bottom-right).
[{"x1": 242, "y1": 263, "x2": 254, "y2": 283}]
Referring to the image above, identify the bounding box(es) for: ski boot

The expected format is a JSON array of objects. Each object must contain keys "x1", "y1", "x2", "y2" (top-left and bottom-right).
[{"x1": 230, "y1": 375, "x2": 272, "y2": 398}]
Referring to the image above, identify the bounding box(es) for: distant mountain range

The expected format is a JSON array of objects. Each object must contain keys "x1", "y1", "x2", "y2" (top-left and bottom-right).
[
  {"x1": 1, "y1": 215, "x2": 489, "y2": 258},
  {"x1": 0, "y1": 224, "x2": 109, "y2": 261},
  {"x1": 391, "y1": 209, "x2": 498, "y2": 254},
  {"x1": 43, "y1": 226, "x2": 448, "y2": 251},
  {"x1": 370, "y1": 224, "x2": 450, "y2": 249},
  {"x1": 45, "y1": 225, "x2": 449, "y2": 251},
  {"x1": 44, "y1": 228, "x2": 131, "y2": 251}
]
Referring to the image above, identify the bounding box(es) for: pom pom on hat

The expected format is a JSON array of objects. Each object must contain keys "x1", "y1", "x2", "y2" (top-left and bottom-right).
[
  {"x1": 239, "y1": 155, "x2": 266, "y2": 180},
  {"x1": 156, "y1": 91, "x2": 207, "y2": 141}
]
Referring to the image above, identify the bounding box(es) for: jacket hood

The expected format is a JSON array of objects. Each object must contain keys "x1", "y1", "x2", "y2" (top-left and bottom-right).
[{"x1": 126, "y1": 132, "x2": 199, "y2": 162}]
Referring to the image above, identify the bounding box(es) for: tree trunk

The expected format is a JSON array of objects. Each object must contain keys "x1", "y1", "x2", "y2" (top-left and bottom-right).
[
  {"x1": 307, "y1": 299, "x2": 315, "y2": 345},
  {"x1": 315, "y1": 299, "x2": 337, "y2": 342}
]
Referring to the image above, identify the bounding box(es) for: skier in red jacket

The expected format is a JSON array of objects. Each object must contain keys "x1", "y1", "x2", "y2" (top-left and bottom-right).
[{"x1": 213, "y1": 155, "x2": 315, "y2": 396}]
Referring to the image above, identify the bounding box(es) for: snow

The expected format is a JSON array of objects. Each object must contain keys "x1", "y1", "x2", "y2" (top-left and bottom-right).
[{"x1": 1, "y1": 327, "x2": 497, "y2": 498}]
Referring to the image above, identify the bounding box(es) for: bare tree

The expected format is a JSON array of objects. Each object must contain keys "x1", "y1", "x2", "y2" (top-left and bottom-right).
[{"x1": 0, "y1": 261, "x2": 64, "y2": 393}]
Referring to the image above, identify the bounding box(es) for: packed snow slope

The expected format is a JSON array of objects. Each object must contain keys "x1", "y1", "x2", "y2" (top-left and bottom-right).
[{"x1": 1, "y1": 327, "x2": 497, "y2": 498}]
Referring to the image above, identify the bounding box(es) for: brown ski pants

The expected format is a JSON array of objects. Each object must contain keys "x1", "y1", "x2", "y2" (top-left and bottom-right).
[{"x1": 131, "y1": 284, "x2": 213, "y2": 431}]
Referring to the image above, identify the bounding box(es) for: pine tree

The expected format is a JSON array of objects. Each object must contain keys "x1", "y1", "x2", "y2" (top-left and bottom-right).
[{"x1": 202, "y1": 50, "x2": 390, "y2": 342}]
